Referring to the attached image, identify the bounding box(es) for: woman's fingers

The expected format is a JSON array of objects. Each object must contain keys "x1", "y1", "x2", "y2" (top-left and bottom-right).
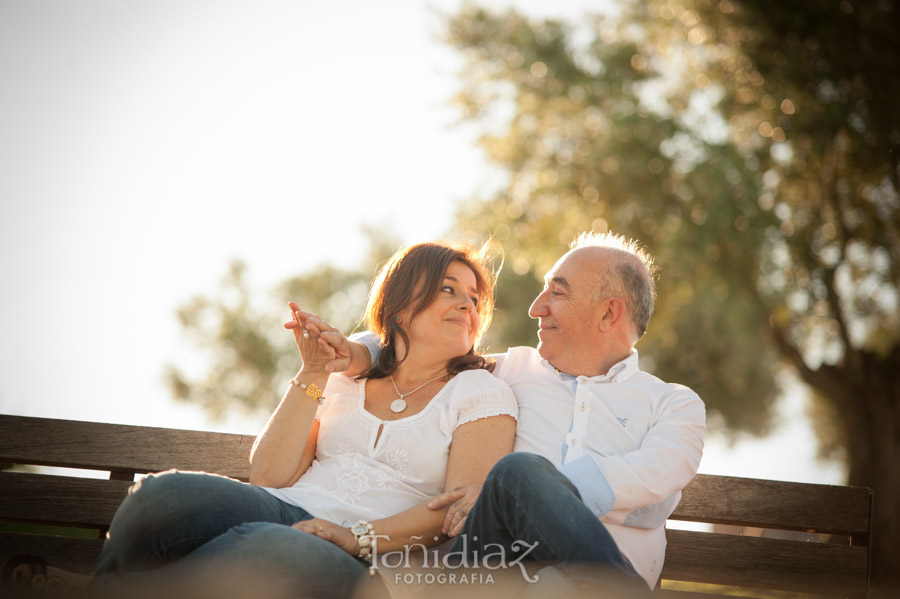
[
  {"x1": 293, "y1": 519, "x2": 355, "y2": 554},
  {"x1": 315, "y1": 529, "x2": 334, "y2": 541},
  {"x1": 285, "y1": 304, "x2": 318, "y2": 343},
  {"x1": 285, "y1": 304, "x2": 341, "y2": 372}
]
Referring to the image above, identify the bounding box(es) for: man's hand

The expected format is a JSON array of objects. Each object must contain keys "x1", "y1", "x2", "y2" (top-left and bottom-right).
[
  {"x1": 292, "y1": 518, "x2": 357, "y2": 555},
  {"x1": 427, "y1": 484, "x2": 482, "y2": 537}
]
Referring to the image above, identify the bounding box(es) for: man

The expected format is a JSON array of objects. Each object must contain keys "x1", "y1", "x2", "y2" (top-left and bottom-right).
[{"x1": 330, "y1": 231, "x2": 705, "y2": 592}]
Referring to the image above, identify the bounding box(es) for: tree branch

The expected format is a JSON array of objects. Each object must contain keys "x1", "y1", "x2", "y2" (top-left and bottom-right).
[
  {"x1": 818, "y1": 133, "x2": 861, "y2": 374},
  {"x1": 768, "y1": 322, "x2": 853, "y2": 413}
]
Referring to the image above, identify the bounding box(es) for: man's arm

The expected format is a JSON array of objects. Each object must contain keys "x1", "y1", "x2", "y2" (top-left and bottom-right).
[
  {"x1": 347, "y1": 331, "x2": 507, "y2": 374},
  {"x1": 342, "y1": 331, "x2": 376, "y2": 376},
  {"x1": 560, "y1": 388, "x2": 706, "y2": 529}
]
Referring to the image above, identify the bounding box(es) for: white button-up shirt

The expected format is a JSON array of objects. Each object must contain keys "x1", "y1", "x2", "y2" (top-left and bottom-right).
[{"x1": 494, "y1": 346, "x2": 705, "y2": 587}]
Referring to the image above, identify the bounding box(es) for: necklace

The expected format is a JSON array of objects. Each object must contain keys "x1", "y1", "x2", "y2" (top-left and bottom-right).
[{"x1": 388, "y1": 372, "x2": 447, "y2": 413}]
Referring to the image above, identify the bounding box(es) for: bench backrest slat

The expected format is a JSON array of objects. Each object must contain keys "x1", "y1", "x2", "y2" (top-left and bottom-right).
[
  {"x1": 662, "y1": 529, "x2": 869, "y2": 597},
  {"x1": 0, "y1": 415, "x2": 253, "y2": 480},
  {"x1": 0, "y1": 532, "x2": 101, "y2": 573},
  {"x1": 0, "y1": 472, "x2": 131, "y2": 529},
  {"x1": 671, "y1": 473, "x2": 872, "y2": 538}
]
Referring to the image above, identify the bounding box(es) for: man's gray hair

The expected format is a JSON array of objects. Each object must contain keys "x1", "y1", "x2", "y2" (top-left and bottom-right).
[{"x1": 570, "y1": 231, "x2": 658, "y2": 340}]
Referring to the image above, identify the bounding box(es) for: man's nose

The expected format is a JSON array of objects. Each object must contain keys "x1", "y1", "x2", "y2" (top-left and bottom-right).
[{"x1": 529, "y1": 291, "x2": 547, "y2": 318}]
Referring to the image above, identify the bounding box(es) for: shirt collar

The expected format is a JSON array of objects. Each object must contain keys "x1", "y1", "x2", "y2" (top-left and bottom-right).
[{"x1": 548, "y1": 350, "x2": 640, "y2": 384}]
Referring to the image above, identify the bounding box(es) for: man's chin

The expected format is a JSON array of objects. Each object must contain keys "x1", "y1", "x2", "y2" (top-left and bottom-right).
[{"x1": 535, "y1": 341, "x2": 552, "y2": 360}]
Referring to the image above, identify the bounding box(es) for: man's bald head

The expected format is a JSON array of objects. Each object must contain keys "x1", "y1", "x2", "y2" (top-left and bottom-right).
[{"x1": 569, "y1": 232, "x2": 657, "y2": 342}]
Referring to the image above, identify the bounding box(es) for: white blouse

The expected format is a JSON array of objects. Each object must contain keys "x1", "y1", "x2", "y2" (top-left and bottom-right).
[{"x1": 263, "y1": 368, "x2": 518, "y2": 526}]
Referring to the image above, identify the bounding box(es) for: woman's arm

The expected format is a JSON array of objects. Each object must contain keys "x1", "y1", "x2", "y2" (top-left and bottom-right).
[
  {"x1": 294, "y1": 414, "x2": 516, "y2": 554},
  {"x1": 377, "y1": 413, "x2": 516, "y2": 550},
  {"x1": 249, "y1": 302, "x2": 334, "y2": 488}
]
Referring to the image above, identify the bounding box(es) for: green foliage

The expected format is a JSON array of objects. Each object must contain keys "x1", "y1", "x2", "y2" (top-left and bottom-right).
[
  {"x1": 165, "y1": 1, "x2": 898, "y2": 445},
  {"x1": 445, "y1": 4, "x2": 900, "y2": 586},
  {"x1": 447, "y1": 4, "x2": 788, "y2": 434},
  {"x1": 163, "y1": 259, "x2": 285, "y2": 419},
  {"x1": 698, "y1": 0, "x2": 900, "y2": 363},
  {"x1": 163, "y1": 229, "x2": 400, "y2": 418}
]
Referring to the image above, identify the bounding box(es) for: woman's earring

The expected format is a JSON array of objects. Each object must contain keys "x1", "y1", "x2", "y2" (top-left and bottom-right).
[{"x1": 394, "y1": 315, "x2": 402, "y2": 323}]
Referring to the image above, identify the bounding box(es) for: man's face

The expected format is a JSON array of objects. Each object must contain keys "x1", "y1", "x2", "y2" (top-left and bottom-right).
[{"x1": 528, "y1": 248, "x2": 606, "y2": 374}]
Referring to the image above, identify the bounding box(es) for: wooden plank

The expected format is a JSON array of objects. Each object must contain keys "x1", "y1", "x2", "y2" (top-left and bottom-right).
[
  {"x1": 671, "y1": 474, "x2": 872, "y2": 537},
  {"x1": 0, "y1": 472, "x2": 131, "y2": 528},
  {"x1": 660, "y1": 529, "x2": 869, "y2": 596},
  {"x1": 0, "y1": 532, "x2": 102, "y2": 574},
  {"x1": 0, "y1": 415, "x2": 254, "y2": 480},
  {"x1": 654, "y1": 590, "x2": 735, "y2": 599}
]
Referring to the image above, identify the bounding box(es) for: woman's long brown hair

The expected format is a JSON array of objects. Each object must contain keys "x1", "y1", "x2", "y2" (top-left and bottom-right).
[{"x1": 359, "y1": 241, "x2": 498, "y2": 380}]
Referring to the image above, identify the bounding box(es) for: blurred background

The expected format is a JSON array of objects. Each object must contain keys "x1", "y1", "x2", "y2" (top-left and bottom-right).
[{"x1": 1, "y1": 0, "x2": 897, "y2": 590}]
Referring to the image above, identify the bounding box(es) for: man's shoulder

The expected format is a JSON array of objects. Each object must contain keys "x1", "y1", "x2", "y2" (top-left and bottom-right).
[
  {"x1": 627, "y1": 369, "x2": 704, "y2": 406},
  {"x1": 495, "y1": 346, "x2": 545, "y2": 376},
  {"x1": 504, "y1": 346, "x2": 541, "y2": 360}
]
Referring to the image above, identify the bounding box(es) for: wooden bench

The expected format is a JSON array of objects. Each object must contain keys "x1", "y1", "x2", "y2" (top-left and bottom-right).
[{"x1": 0, "y1": 414, "x2": 873, "y2": 597}]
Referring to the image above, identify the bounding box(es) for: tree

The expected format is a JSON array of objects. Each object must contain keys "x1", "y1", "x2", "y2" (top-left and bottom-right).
[
  {"x1": 163, "y1": 230, "x2": 399, "y2": 419},
  {"x1": 444, "y1": 0, "x2": 899, "y2": 592}
]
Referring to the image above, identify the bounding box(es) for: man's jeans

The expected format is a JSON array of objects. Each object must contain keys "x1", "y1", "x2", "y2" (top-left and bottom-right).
[
  {"x1": 452, "y1": 453, "x2": 648, "y2": 594},
  {"x1": 92, "y1": 470, "x2": 372, "y2": 598}
]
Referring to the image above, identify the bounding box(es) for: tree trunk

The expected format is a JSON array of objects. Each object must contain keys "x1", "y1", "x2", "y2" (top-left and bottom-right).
[
  {"x1": 842, "y1": 351, "x2": 900, "y2": 597},
  {"x1": 795, "y1": 347, "x2": 900, "y2": 597}
]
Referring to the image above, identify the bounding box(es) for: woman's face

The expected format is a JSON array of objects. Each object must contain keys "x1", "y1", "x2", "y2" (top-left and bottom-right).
[{"x1": 403, "y1": 260, "x2": 482, "y2": 359}]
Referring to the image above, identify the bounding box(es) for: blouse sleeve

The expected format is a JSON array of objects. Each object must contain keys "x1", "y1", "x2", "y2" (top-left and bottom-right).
[{"x1": 445, "y1": 369, "x2": 518, "y2": 431}]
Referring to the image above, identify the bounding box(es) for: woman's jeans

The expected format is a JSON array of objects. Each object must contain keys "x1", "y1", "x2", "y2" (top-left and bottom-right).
[{"x1": 92, "y1": 470, "x2": 372, "y2": 598}]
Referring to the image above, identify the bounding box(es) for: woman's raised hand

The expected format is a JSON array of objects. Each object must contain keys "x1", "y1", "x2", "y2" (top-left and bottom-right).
[
  {"x1": 284, "y1": 302, "x2": 337, "y2": 374},
  {"x1": 285, "y1": 303, "x2": 353, "y2": 373}
]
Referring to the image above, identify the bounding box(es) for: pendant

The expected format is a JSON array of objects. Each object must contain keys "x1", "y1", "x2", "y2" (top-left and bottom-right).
[{"x1": 390, "y1": 399, "x2": 407, "y2": 413}]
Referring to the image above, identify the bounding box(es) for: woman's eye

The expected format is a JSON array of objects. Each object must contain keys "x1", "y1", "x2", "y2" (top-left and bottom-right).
[
  {"x1": 470, "y1": 297, "x2": 479, "y2": 307},
  {"x1": 441, "y1": 285, "x2": 454, "y2": 293}
]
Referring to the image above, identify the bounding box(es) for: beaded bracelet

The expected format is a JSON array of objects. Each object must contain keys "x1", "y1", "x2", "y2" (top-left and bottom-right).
[
  {"x1": 289, "y1": 377, "x2": 324, "y2": 404},
  {"x1": 350, "y1": 520, "x2": 377, "y2": 575}
]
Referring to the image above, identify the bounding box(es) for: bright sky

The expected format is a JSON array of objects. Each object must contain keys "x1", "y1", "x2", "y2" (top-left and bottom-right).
[{"x1": 0, "y1": 0, "x2": 843, "y2": 486}]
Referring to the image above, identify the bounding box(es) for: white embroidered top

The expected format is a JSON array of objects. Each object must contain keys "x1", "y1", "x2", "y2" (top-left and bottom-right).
[{"x1": 263, "y1": 368, "x2": 518, "y2": 526}]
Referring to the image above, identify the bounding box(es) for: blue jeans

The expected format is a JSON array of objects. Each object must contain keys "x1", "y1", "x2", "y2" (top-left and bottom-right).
[
  {"x1": 93, "y1": 470, "x2": 377, "y2": 599},
  {"x1": 451, "y1": 453, "x2": 649, "y2": 594}
]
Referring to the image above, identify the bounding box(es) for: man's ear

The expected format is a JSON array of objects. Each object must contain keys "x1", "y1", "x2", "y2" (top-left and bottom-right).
[{"x1": 597, "y1": 297, "x2": 627, "y2": 332}]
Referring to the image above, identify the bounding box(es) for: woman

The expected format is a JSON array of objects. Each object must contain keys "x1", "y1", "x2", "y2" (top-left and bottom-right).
[{"x1": 4, "y1": 242, "x2": 516, "y2": 599}]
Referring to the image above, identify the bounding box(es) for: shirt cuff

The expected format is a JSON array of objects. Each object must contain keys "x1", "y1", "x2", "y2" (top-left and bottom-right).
[
  {"x1": 349, "y1": 331, "x2": 381, "y2": 363},
  {"x1": 559, "y1": 455, "x2": 615, "y2": 518}
]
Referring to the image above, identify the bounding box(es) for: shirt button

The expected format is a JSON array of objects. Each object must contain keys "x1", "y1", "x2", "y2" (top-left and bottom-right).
[{"x1": 579, "y1": 402, "x2": 587, "y2": 412}]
